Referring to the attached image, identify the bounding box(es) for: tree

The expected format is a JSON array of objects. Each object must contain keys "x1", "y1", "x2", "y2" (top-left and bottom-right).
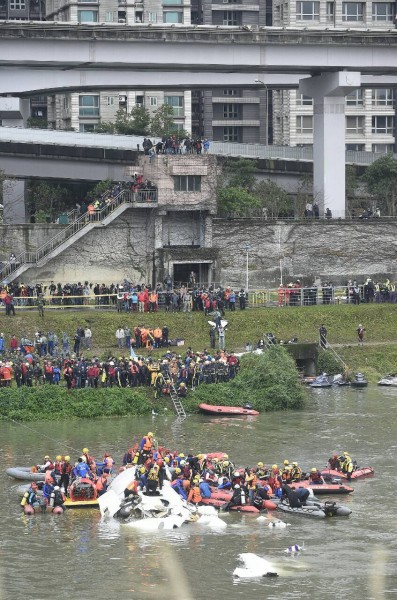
[
  {"x1": 26, "y1": 116, "x2": 48, "y2": 130},
  {"x1": 149, "y1": 104, "x2": 182, "y2": 138},
  {"x1": 217, "y1": 186, "x2": 261, "y2": 216},
  {"x1": 96, "y1": 106, "x2": 151, "y2": 136},
  {"x1": 364, "y1": 153, "x2": 397, "y2": 216},
  {"x1": 223, "y1": 158, "x2": 257, "y2": 192},
  {"x1": 27, "y1": 181, "x2": 68, "y2": 222},
  {"x1": 254, "y1": 179, "x2": 292, "y2": 219}
]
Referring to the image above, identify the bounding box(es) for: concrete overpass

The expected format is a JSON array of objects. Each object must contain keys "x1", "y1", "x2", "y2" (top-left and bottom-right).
[{"x1": 2, "y1": 23, "x2": 397, "y2": 217}]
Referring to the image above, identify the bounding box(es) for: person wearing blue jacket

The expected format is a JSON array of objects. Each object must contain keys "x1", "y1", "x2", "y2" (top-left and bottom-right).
[
  {"x1": 75, "y1": 458, "x2": 91, "y2": 478},
  {"x1": 199, "y1": 479, "x2": 212, "y2": 499}
]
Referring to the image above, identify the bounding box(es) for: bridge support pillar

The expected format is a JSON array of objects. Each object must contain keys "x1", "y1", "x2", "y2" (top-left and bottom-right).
[
  {"x1": 3, "y1": 179, "x2": 27, "y2": 224},
  {"x1": 300, "y1": 71, "x2": 361, "y2": 218}
]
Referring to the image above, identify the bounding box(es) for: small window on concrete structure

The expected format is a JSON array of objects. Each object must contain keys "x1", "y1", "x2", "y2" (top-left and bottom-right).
[
  {"x1": 163, "y1": 10, "x2": 183, "y2": 22},
  {"x1": 78, "y1": 10, "x2": 98, "y2": 22},
  {"x1": 372, "y1": 115, "x2": 394, "y2": 134},
  {"x1": 105, "y1": 11, "x2": 115, "y2": 21},
  {"x1": 372, "y1": 144, "x2": 394, "y2": 153},
  {"x1": 79, "y1": 123, "x2": 98, "y2": 132},
  {"x1": 223, "y1": 10, "x2": 239, "y2": 25},
  {"x1": 79, "y1": 95, "x2": 99, "y2": 117},
  {"x1": 372, "y1": 89, "x2": 394, "y2": 106},
  {"x1": 326, "y1": 1, "x2": 335, "y2": 21},
  {"x1": 296, "y1": 94, "x2": 313, "y2": 106},
  {"x1": 296, "y1": 115, "x2": 313, "y2": 134},
  {"x1": 10, "y1": 0, "x2": 25, "y2": 8},
  {"x1": 346, "y1": 89, "x2": 363, "y2": 106},
  {"x1": 372, "y1": 2, "x2": 394, "y2": 21},
  {"x1": 165, "y1": 95, "x2": 184, "y2": 116},
  {"x1": 107, "y1": 96, "x2": 115, "y2": 106},
  {"x1": 163, "y1": 0, "x2": 182, "y2": 4},
  {"x1": 296, "y1": 1, "x2": 320, "y2": 20},
  {"x1": 149, "y1": 12, "x2": 157, "y2": 22},
  {"x1": 223, "y1": 126, "x2": 240, "y2": 141},
  {"x1": 136, "y1": 96, "x2": 144, "y2": 106},
  {"x1": 223, "y1": 104, "x2": 239, "y2": 119},
  {"x1": 223, "y1": 89, "x2": 238, "y2": 96},
  {"x1": 149, "y1": 97, "x2": 158, "y2": 107},
  {"x1": 346, "y1": 144, "x2": 365, "y2": 151},
  {"x1": 346, "y1": 115, "x2": 364, "y2": 134},
  {"x1": 174, "y1": 175, "x2": 202, "y2": 192},
  {"x1": 342, "y1": 2, "x2": 364, "y2": 21}
]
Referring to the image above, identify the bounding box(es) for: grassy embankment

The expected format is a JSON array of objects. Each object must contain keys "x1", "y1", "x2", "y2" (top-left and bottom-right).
[{"x1": 0, "y1": 303, "x2": 396, "y2": 420}]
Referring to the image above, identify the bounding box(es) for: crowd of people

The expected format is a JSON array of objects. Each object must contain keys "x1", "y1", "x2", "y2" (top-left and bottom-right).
[
  {"x1": 142, "y1": 136, "x2": 210, "y2": 157},
  {"x1": 22, "y1": 432, "x2": 357, "y2": 513}
]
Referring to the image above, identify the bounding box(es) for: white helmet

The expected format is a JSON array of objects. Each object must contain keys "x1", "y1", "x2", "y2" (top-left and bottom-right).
[{"x1": 234, "y1": 484, "x2": 240, "y2": 489}]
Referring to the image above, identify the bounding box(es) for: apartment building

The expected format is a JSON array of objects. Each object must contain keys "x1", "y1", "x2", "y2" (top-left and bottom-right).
[
  {"x1": 46, "y1": 0, "x2": 192, "y2": 135},
  {"x1": 199, "y1": 0, "x2": 272, "y2": 143},
  {"x1": 0, "y1": 0, "x2": 45, "y2": 20},
  {"x1": 272, "y1": 0, "x2": 396, "y2": 151}
]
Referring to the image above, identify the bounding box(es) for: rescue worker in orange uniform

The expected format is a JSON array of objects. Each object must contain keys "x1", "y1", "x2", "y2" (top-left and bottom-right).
[{"x1": 187, "y1": 478, "x2": 202, "y2": 505}]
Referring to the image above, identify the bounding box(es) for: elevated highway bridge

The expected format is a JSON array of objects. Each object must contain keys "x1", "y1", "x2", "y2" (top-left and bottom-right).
[{"x1": 1, "y1": 23, "x2": 397, "y2": 217}]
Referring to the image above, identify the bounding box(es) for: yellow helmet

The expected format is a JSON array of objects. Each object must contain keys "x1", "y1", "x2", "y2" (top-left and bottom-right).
[
  {"x1": 164, "y1": 457, "x2": 170, "y2": 463},
  {"x1": 343, "y1": 451, "x2": 350, "y2": 456},
  {"x1": 223, "y1": 461, "x2": 229, "y2": 467},
  {"x1": 272, "y1": 464, "x2": 278, "y2": 470},
  {"x1": 56, "y1": 455, "x2": 62, "y2": 461},
  {"x1": 82, "y1": 448, "x2": 89, "y2": 453},
  {"x1": 175, "y1": 468, "x2": 181, "y2": 474},
  {"x1": 223, "y1": 454, "x2": 229, "y2": 460},
  {"x1": 64, "y1": 455, "x2": 70, "y2": 461},
  {"x1": 179, "y1": 453, "x2": 185, "y2": 458},
  {"x1": 148, "y1": 432, "x2": 154, "y2": 437},
  {"x1": 139, "y1": 466, "x2": 146, "y2": 474},
  {"x1": 292, "y1": 462, "x2": 298, "y2": 466},
  {"x1": 212, "y1": 458, "x2": 218, "y2": 463},
  {"x1": 283, "y1": 459, "x2": 289, "y2": 465},
  {"x1": 257, "y1": 462, "x2": 264, "y2": 468},
  {"x1": 197, "y1": 454, "x2": 203, "y2": 459},
  {"x1": 311, "y1": 467, "x2": 317, "y2": 473},
  {"x1": 44, "y1": 455, "x2": 50, "y2": 459}
]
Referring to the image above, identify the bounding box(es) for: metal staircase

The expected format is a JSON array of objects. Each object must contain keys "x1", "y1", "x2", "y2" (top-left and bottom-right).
[
  {"x1": 162, "y1": 371, "x2": 186, "y2": 419},
  {"x1": 0, "y1": 189, "x2": 156, "y2": 284}
]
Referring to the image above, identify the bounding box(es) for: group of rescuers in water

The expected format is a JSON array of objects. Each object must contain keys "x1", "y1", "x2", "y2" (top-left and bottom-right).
[{"x1": 21, "y1": 432, "x2": 355, "y2": 512}]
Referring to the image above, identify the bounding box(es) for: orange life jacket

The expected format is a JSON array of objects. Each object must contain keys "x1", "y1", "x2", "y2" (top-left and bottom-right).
[
  {"x1": 188, "y1": 486, "x2": 202, "y2": 504},
  {"x1": 142, "y1": 436, "x2": 152, "y2": 452}
]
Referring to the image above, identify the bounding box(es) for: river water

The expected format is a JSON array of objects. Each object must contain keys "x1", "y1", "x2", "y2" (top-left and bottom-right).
[{"x1": 1, "y1": 387, "x2": 397, "y2": 600}]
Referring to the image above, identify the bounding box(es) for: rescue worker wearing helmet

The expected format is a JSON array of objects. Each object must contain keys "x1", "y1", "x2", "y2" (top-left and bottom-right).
[
  {"x1": 139, "y1": 432, "x2": 154, "y2": 462},
  {"x1": 339, "y1": 452, "x2": 354, "y2": 479},
  {"x1": 256, "y1": 462, "x2": 267, "y2": 480},
  {"x1": 308, "y1": 467, "x2": 324, "y2": 484},
  {"x1": 221, "y1": 484, "x2": 246, "y2": 511},
  {"x1": 281, "y1": 466, "x2": 292, "y2": 484},
  {"x1": 290, "y1": 462, "x2": 302, "y2": 482},
  {"x1": 60, "y1": 455, "x2": 72, "y2": 492},
  {"x1": 219, "y1": 459, "x2": 234, "y2": 480},
  {"x1": 328, "y1": 453, "x2": 340, "y2": 471},
  {"x1": 187, "y1": 478, "x2": 203, "y2": 505}
]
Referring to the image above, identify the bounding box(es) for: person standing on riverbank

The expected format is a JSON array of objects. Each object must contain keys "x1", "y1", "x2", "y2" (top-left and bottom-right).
[
  {"x1": 357, "y1": 323, "x2": 365, "y2": 345},
  {"x1": 319, "y1": 324, "x2": 327, "y2": 349}
]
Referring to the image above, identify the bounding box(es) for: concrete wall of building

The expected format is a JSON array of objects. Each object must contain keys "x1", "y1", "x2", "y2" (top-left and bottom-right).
[
  {"x1": 2, "y1": 217, "x2": 396, "y2": 287},
  {"x1": 212, "y1": 219, "x2": 397, "y2": 288}
]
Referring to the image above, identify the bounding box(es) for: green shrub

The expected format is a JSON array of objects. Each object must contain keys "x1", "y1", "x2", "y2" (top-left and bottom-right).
[{"x1": 317, "y1": 350, "x2": 343, "y2": 375}]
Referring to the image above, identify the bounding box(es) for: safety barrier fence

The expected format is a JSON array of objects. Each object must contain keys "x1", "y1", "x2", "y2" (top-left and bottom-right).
[{"x1": 1, "y1": 286, "x2": 391, "y2": 311}]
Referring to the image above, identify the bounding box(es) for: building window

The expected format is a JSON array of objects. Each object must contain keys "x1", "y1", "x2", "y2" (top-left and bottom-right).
[
  {"x1": 223, "y1": 104, "x2": 239, "y2": 119},
  {"x1": 78, "y1": 10, "x2": 98, "y2": 22},
  {"x1": 372, "y1": 2, "x2": 394, "y2": 20},
  {"x1": 296, "y1": 1, "x2": 320, "y2": 20},
  {"x1": 107, "y1": 96, "x2": 115, "y2": 106},
  {"x1": 148, "y1": 12, "x2": 157, "y2": 22},
  {"x1": 79, "y1": 95, "x2": 100, "y2": 117},
  {"x1": 223, "y1": 126, "x2": 240, "y2": 141},
  {"x1": 296, "y1": 115, "x2": 313, "y2": 134},
  {"x1": 165, "y1": 95, "x2": 184, "y2": 116},
  {"x1": 346, "y1": 89, "x2": 363, "y2": 106},
  {"x1": 372, "y1": 89, "x2": 394, "y2": 106},
  {"x1": 342, "y1": 2, "x2": 364, "y2": 21},
  {"x1": 223, "y1": 0, "x2": 240, "y2": 3},
  {"x1": 223, "y1": 10, "x2": 239, "y2": 25},
  {"x1": 372, "y1": 115, "x2": 394, "y2": 134},
  {"x1": 163, "y1": 0, "x2": 182, "y2": 3},
  {"x1": 149, "y1": 97, "x2": 158, "y2": 107},
  {"x1": 105, "y1": 11, "x2": 115, "y2": 21},
  {"x1": 326, "y1": 1, "x2": 335, "y2": 21},
  {"x1": 174, "y1": 175, "x2": 202, "y2": 192},
  {"x1": 346, "y1": 115, "x2": 364, "y2": 134},
  {"x1": 163, "y1": 11, "x2": 183, "y2": 23},
  {"x1": 372, "y1": 143, "x2": 393, "y2": 153},
  {"x1": 10, "y1": 0, "x2": 25, "y2": 8},
  {"x1": 79, "y1": 123, "x2": 98, "y2": 132},
  {"x1": 223, "y1": 89, "x2": 238, "y2": 96},
  {"x1": 296, "y1": 94, "x2": 313, "y2": 106},
  {"x1": 346, "y1": 143, "x2": 365, "y2": 151}
]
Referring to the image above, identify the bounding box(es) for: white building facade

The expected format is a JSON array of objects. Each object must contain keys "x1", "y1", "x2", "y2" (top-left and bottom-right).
[
  {"x1": 272, "y1": 0, "x2": 396, "y2": 151},
  {"x1": 46, "y1": 0, "x2": 192, "y2": 135}
]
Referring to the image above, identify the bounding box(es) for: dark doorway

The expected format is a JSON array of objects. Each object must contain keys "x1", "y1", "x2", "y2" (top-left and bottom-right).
[{"x1": 173, "y1": 263, "x2": 210, "y2": 287}]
